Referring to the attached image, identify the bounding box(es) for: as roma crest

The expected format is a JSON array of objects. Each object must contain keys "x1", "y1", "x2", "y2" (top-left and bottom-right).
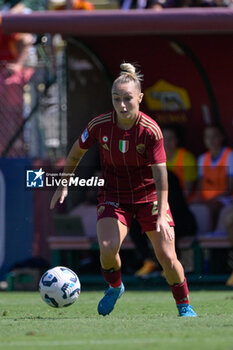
[{"x1": 119, "y1": 140, "x2": 129, "y2": 153}]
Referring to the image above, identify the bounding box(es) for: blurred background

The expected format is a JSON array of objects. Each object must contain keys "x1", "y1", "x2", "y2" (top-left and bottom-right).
[{"x1": 0, "y1": 0, "x2": 233, "y2": 291}]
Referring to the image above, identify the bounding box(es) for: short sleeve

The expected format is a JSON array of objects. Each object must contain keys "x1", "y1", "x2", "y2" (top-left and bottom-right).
[
  {"x1": 78, "y1": 124, "x2": 96, "y2": 149},
  {"x1": 146, "y1": 135, "x2": 166, "y2": 164}
]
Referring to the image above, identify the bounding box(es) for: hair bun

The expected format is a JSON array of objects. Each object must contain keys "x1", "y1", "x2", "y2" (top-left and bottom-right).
[
  {"x1": 120, "y1": 63, "x2": 136, "y2": 75},
  {"x1": 112, "y1": 62, "x2": 143, "y2": 91}
]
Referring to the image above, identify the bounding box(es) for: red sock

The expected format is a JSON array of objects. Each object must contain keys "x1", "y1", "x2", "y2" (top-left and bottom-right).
[
  {"x1": 101, "y1": 268, "x2": 122, "y2": 288},
  {"x1": 170, "y1": 278, "x2": 189, "y2": 304}
]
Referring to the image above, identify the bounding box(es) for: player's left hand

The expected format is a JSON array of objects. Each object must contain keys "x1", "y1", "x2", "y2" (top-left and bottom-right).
[{"x1": 156, "y1": 216, "x2": 174, "y2": 241}]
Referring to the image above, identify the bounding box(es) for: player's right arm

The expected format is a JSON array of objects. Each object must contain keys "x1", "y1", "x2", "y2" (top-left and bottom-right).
[
  {"x1": 50, "y1": 113, "x2": 105, "y2": 209},
  {"x1": 50, "y1": 140, "x2": 88, "y2": 209}
]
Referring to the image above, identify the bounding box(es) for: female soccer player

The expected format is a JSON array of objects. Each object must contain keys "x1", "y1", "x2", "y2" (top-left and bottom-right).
[{"x1": 50, "y1": 63, "x2": 197, "y2": 317}]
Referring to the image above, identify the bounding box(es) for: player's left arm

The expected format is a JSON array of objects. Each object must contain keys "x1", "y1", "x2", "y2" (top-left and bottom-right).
[
  {"x1": 151, "y1": 163, "x2": 174, "y2": 241},
  {"x1": 146, "y1": 123, "x2": 174, "y2": 240}
]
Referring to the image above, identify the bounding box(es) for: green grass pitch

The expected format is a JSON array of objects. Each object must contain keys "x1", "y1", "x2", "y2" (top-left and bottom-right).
[{"x1": 0, "y1": 290, "x2": 233, "y2": 350}]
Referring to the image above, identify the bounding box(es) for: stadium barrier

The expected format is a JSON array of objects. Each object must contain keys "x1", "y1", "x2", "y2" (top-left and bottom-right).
[{"x1": 47, "y1": 233, "x2": 231, "y2": 276}]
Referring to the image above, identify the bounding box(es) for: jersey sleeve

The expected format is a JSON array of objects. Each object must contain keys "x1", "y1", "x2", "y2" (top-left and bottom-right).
[
  {"x1": 78, "y1": 123, "x2": 96, "y2": 150},
  {"x1": 146, "y1": 133, "x2": 166, "y2": 164}
]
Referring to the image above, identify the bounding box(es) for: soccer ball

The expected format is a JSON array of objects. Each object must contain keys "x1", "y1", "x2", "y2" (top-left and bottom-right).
[{"x1": 39, "y1": 266, "x2": 81, "y2": 308}]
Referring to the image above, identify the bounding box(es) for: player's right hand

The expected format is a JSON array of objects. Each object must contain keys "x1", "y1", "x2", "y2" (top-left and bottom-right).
[{"x1": 50, "y1": 186, "x2": 68, "y2": 209}]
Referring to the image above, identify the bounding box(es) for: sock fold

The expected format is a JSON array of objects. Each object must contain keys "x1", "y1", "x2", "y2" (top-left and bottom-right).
[{"x1": 101, "y1": 267, "x2": 122, "y2": 288}]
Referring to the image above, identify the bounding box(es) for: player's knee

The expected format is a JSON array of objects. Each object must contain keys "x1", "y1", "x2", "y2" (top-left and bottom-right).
[
  {"x1": 158, "y1": 253, "x2": 177, "y2": 270},
  {"x1": 100, "y1": 240, "x2": 119, "y2": 256}
]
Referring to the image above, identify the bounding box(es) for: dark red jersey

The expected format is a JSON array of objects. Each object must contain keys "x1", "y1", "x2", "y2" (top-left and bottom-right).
[{"x1": 78, "y1": 111, "x2": 166, "y2": 204}]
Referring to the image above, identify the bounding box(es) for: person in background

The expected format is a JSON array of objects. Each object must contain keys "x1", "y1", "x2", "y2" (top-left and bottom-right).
[
  {"x1": 0, "y1": 0, "x2": 35, "y2": 156},
  {"x1": 119, "y1": 0, "x2": 164, "y2": 10},
  {"x1": 191, "y1": 124, "x2": 233, "y2": 233},
  {"x1": 0, "y1": 0, "x2": 35, "y2": 73},
  {"x1": 164, "y1": 0, "x2": 231, "y2": 7},
  {"x1": 48, "y1": 0, "x2": 94, "y2": 11},
  {"x1": 120, "y1": 0, "x2": 231, "y2": 8},
  {"x1": 163, "y1": 125, "x2": 197, "y2": 201}
]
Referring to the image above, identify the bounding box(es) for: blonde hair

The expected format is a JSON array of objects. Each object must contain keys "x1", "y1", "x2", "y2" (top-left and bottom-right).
[{"x1": 112, "y1": 63, "x2": 143, "y2": 92}]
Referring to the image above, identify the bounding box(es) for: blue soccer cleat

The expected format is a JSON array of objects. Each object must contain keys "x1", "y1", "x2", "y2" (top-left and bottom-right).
[
  {"x1": 177, "y1": 304, "x2": 197, "y2": 317},
  {"x1": 98, "y1": 283, "x2": 125, "y2": 316}
]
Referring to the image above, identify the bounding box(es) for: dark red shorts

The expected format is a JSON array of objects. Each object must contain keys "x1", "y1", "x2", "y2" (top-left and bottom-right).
[{"x1": 97, "y1": 201, "x2": 175, "y2": 232}]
